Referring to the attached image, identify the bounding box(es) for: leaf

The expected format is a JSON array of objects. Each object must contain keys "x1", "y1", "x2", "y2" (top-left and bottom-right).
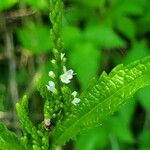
[
  {"x1": 84, "y1": 25, "x2": 125, "y2": 48},
  {"x1": 26, "y1": 0, "x2": 48, "y2": 10},
  {"x1": 16, "y1": 23, "x2": 52, "y2": 54},
  {"x1": 0, "y1": 123, "x2": 26, "y2": 150},
  {"x1": 123, "y1": 41, "x2": 150, "y2": 64},
  {"x1": 108, "y1": 117, "x2": 133, "y2": 143},
  {"x1": 69, "y1": 42, "x2": 101, "y2": 89},
  {"x1": 62, "y1": 25, "x2": 81, "y2": 49},
  {"x1": 137, "y1": 86, "x2": 150, "y2": 110},
  {"x1": 116, "y1": 16, "x2": 135, "y2": 40},
  {"x1": 0, "y1": 0, "x2": 17, "y2": 11},
  {"x1": 52, "y1": 55, "x2": 150, "y2": 145},
  {"x1": 76, "y1": 126, "x2": 108, "y2": 150},
  {"x1": 74, "y1": 0, "x2": 105, "y2": 8},
  {"x1": 139, "y1": 130, "x2": 150, "y2": 150}
]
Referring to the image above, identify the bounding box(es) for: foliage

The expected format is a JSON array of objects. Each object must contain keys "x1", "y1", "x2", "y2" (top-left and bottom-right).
[
  {"x1": 0, "y1": 0, "x2": 150, "y2": 150},
  {"x1": 0, "y1": 123, "x2": 26, "y2": 150}
]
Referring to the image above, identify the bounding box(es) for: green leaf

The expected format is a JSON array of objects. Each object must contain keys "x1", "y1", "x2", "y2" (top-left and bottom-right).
[
  {"x1": 69, "y1": 42, "x2": 101, "y2": 89},
  {"x1": 84, "y1": 25, "x2": 125, "y2": 48},
  {"x1": 123, "y1": 41, "x2": 150, "y2": 64},
  {"x1": 138, "y1": 86, "x2": 150, "y2": 110},
  {"x1": 139, "y1": 130, "x2": 150, "y2": 150},
  {"x1": 26, "y1": 0, "x2": 48, "y2": 10},
  {"x1": 74, "y1": 0, "x2": 105, "y2": 8},
  {"x1": 16, "y1": 23, "x2": 52, "y2": 54},
  {"x1": 0, "y1": 123, "x2": 26, "y2": 150},
  {"x1": 116, "y1": 16, "x2": 135, "y2": 40},
  {"x1": 0, "y1": 0, "x2": 17, "y2": 11},
  {"x1": 62, "y1": 25, "x2": 81, "y2": 49},
  {"x1": 52, "y1": 55, "x2": 150, "y2": 145},
  {"x1": 76, "y1": 126, "x2": 108, "y2": 150},
  {"x1": 108, "y1": 117, "x2": 133, "y2": 143}
]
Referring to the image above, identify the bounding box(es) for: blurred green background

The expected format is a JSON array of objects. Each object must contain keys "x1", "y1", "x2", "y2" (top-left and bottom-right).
[{"x1": 0, "y1": 0, "x2": 150, "y2": 150}]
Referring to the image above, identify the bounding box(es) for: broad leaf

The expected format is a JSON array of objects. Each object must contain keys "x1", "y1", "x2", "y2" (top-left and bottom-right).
[
  {"x1": 69, "y1": 42, "x2": 101, "y2": 89},
  {"x1": 0, "y1": 0, "x2": 17, "y2": 11},
  {"x1": 0, "y1": 123, "x2": 26, "y2": 150},
  {"x1": 16, "y1": 23, "x2": 52, "y2": 54},
  {"x1": 52, "y1": 56, "x2": 150, "y2": 145}
]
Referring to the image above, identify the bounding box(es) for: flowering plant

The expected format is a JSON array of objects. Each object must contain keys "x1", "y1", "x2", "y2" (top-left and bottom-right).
[{"x1": 0, "y1": 0, "x2": 150, "y2": 150}]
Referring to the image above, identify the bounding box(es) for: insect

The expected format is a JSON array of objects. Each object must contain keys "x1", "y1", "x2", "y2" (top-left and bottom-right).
[{"x1": 44, "y1": 118, "x2": 51, "y2": 131}]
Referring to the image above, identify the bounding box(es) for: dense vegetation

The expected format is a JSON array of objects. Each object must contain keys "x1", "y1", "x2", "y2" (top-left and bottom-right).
[{"x1": 0, "y1": 0, "x2": 150, "y2": 150}]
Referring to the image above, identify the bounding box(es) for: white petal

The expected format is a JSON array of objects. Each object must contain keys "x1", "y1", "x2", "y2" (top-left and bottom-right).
[
  {"x1": 72, "y1": 98, "x2": 80, "y2": 105},
  {"x1": 61, "y1": 53, "x2": 65, "y2": 60},
  {"x1": 46, "y1": 81, "x2": 56, "y2": 93},
  {"x1": 72, "y1": 91, "x2": 77, "y2": 97},
  {"x1": 66, "y1": 70, "x2": 74, "y2": 79},
  {"x1": 60, "y1": 74, "x2": 71, "y2": 84},
  {"x1": 48, "y1": 81, "x2": 55, "y2": 87}
]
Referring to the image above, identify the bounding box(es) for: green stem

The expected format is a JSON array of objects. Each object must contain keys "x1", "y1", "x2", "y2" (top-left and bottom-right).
[{"x1": 49, "y1": 0, "x2": 64, "y2": 93}]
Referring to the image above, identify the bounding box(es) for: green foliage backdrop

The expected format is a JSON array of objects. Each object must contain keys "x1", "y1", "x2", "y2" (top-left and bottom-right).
[{"x1": 0, "y1": 0, "x2": 150, "y2": 150}]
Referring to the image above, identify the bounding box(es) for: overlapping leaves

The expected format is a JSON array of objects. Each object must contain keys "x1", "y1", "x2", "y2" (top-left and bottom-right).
[{"x1": 52, "y1": 56, "x2": 150, "y2": 145}]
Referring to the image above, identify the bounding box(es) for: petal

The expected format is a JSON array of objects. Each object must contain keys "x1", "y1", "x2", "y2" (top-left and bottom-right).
[
  {"x1": 72, "y1": 98, "x2": 80, "y2": 105},
  {"x1": 61, "y1": 53, "x2": 65, "y2": 60},
  {"x1": 47, "y1": 81, "x2": 56, "y2": 93},
  {"x1": 66, "y1": 70, "x2": 74, "y2": 79},
  {"x1": 60, "y1": 74, "x2": 71, "y2": 84}
]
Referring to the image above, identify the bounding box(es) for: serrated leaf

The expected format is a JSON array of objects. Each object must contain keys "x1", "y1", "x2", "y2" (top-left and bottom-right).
[
  {"x1": 52, "y1": 56, "x2": 150, "y2": 145},
  {"x1": 0, "y1": 123, "x2": 26, "y2": 150}
]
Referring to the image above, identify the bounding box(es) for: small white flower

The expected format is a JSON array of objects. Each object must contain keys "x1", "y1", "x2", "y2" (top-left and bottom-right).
[
  {"x1": 46, "y1": 81, "x2": 56, "y2": 93},
  {"x1": 72, "y1": 91, "x2": 77, "y2": 97},
  {"x1": 72, "y1": 98, "x2": 80, "y2": 105},
  {"x1": 60, "y1": 66, "x2": 74, "y2": 84},
  {"x1": 48, "y1": 71, "x2": 55, "y2": 78},
  {"x1": 61, "y1": 53, "x2": 65, "y2": 60}
]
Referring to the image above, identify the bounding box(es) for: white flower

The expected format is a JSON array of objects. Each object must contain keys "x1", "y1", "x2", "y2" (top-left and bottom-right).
[
  {"x1": 48, "y1": 71, "x2": 55, "y2": 78},
  {"x1": 60, "y1": 66, "x2": 74, "y2": 84},
  {"x1": 46, "y1": 81, "x2": 56, "y2": 93},
  {"x1": 72, "y1": 91, "x2": 77, "y2": 97},
  {"x1": 72, "y1": 98, "x2": 81, "y2": 105},
  {"x1": 61, "y1": 53, "x2": 65, "y2": 60}
]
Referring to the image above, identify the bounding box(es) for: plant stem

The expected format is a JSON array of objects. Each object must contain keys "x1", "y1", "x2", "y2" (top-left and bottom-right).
[{"x1": 49, "y1": 0, "x2": 64, "y2": 93}]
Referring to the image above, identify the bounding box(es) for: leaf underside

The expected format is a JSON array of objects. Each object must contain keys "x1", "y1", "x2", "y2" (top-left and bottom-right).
[{"x1": 52, "y1": 56, "x2": 150, "y2": 145}]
